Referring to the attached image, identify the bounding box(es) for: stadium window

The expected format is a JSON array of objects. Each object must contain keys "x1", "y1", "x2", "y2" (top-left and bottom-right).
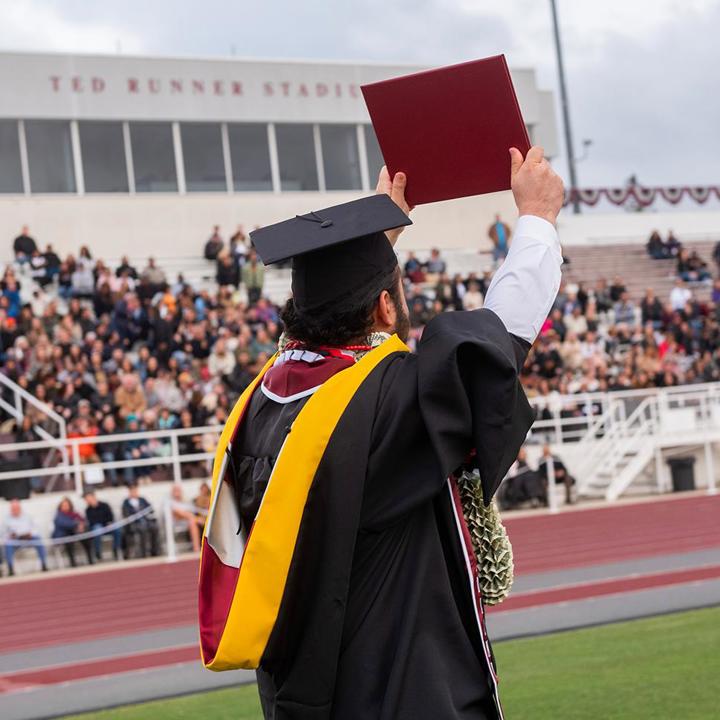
[
  {"x1": 319, "y1": 124, "x2": 362, "y2": 191},
  {"x1": 79, "y1": 121, "x2": 129, "y2": 193},
  {"x1": 129, "y1": 122, "x2": 178, "y2": 192},
  {"x1": 275, "y1": 123, "x2": 319, "y2": 191},
  {"x1": 364, "y1": 125, "x2": 385, "y2": 183},
  {"x1": 0, "y1": 120, "x2": 23, "y2": 193},
  {"x1": 24, "y1": 120, "x2": 76, "y2": 193},
  {"x1": 181, "y1": 122, "x2": 227, "y2": 192},
  {"x1": 228, "y1": 123, "x2": 273, "y2": 191}
]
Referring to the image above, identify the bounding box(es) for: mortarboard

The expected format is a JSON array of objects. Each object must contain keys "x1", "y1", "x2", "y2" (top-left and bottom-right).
[{"x1": 250, "y1": 195, "x2": 412, "y2": 312}]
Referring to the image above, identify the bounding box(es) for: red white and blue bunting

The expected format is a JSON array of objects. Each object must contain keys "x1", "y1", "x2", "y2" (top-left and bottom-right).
[{"x1": 564, "y1": 186, "x2": 720, "y2": 207}]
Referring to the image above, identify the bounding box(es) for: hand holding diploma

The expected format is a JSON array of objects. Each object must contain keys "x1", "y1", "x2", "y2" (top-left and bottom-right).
[{"x1": 509, "y1": 145, "x2": 565, "y2": 226}]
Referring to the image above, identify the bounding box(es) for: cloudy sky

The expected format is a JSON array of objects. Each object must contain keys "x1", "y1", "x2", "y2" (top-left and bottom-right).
[{"x1": 2, "y1": 0, "x2": 718, "y2": 187}]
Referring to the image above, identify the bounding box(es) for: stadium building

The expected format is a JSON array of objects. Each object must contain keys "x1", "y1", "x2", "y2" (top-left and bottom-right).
[{"x1": 0, "y1": 51, "x2": 559, "y2": 258}]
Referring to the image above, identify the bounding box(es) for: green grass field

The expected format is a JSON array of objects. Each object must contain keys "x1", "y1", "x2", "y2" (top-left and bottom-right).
[{"x1": 63, "y1": 606, "x2": 720, "y2": 720}]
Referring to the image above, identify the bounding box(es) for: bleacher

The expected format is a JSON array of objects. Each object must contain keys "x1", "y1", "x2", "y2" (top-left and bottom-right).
[{"x1": 562, "y1": 240, "x2": 718, "y2": 301}]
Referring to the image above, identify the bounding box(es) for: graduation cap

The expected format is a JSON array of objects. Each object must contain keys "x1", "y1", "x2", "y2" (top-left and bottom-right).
[{"x1": 250, "y1": 194, "x2": 412, "y2": 313}]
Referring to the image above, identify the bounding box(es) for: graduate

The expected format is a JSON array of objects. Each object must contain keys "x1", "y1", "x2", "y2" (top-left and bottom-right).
[{"x1": 199, "y1": 146, "x2": 564, "y2": 720}]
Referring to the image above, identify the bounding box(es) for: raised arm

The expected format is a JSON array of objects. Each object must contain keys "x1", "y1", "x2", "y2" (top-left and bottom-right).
[{"x1": 484, "y1": 146, "x2": 564, "y2": 345}]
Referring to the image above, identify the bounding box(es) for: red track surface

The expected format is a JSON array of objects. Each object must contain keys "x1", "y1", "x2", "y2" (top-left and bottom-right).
[
  {"x1": 505, "y1": 493, "x2": 720, "y2": 574},
  {"x1": 0, "y1": 645, "x2": 198, "y2": 693},
  {"x1": 0, "y1": 494, "x2": 718, "y2": 659}
]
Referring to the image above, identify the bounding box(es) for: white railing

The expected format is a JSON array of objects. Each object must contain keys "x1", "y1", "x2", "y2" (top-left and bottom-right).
[{"x1": 0, "y1": 425, "x2": 222, "y2": 495}]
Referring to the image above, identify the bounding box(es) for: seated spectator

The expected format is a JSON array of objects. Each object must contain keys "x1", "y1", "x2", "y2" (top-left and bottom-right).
[
  {"x1": 669, "y1": 279, "x2": 692, "y2": 311},
  {"x1": 641, "y1": 288, "x2": 664, "y2": 328},
  {"x1": 52, "y1": 497, "x2": 94, "y2": 567},
  {"x1": 537, "y1": 444, "x2": 576, "y2": 505},
  {"x1": 564, "y1": 306, "x2": 588, "y2": 336},
  {"x1": 67, "y1": 416, "x2": 100, "y2": 464},
  {"x1": 613, "y1": 291, "x2": 636, "y2": 326},
  {"x1": 462, "y1": 280, "x2": 484, "y2": 311},
  {"x1": 13, "y1": 225, "x2": 38, "y2": 263},
  {"x1": 122, "y1": 416, "x2": 153, "y2": 485},
  {"x1": 646, "y1": 230, "x2": 668, "y2": 259},
  {"x1": 170, "y1": 484, "x2": 204, "y2": 552},
  {"x1": 84, "y1": 490, "x2": 122, "y2": 561},
  {"x1": 424, "y1": 248, "x2": 446, "y2": 280},
  {"x1": 1, "y1": 499, "x2": 48, "y2": 576},
  {"x1": 677, "y1": 249, "x2": 711, "y2": 282},
  {"x1": 666, "y1": 230, "x2": 682, "y2": 257},
  {"x1": 497, "y1": 449, "x2": 546, "y2": 509},
  {"x1": 403, "y1": 251, "x2": 425, "y2": 283},
  {"x1": 194, "y1": 482, "x2": 211, "y2": 528},
  {"x1": 115, "y1": 373, "x2": 147, "y2": 421},
  {"x1": 72, "y1": 255, "x2": 95, "y2": 299},
  {"x1": 208, "y1": 337, "x2": 236, "y2": 379},
  {"x1": 121, "y1": 484, "x2": 160, "y2": 558},
  {"x1": 204, "y1": 226, "x2": 224, "y2": 260},
  {"x1": 488, "y1": 213, "x2": 511, "y2": 263},
  {"x1": 609, "y1": 276, "x2": 627, "y2": 303}
]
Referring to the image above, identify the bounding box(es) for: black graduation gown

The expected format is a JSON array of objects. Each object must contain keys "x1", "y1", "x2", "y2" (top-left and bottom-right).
[{"x1": 232, "y1": 309, "x2": 533, "y2": 720}]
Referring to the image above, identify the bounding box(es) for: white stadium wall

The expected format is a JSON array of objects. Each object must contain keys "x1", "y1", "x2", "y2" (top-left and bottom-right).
[{"x1": 0, "y1": 51, "x2": 555, "y2": 260}]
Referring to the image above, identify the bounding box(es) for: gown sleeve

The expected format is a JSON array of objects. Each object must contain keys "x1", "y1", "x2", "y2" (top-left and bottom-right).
[{"x1": 417, "y1": 308, "x2": 534, "y2": 504}]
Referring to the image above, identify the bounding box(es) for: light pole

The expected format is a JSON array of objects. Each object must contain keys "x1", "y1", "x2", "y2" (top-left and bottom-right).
[{"x1": 550, "y1": 0, "x2": 580, "y2": 214}]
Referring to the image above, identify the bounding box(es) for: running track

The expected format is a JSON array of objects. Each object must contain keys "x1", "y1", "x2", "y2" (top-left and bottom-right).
[{"x1": 1, "y1": 492, "x2": 718, "y2": 719}]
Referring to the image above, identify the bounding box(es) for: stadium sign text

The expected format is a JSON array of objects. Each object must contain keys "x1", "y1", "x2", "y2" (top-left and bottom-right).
[{"x1": 47, "y1": 75, "x2": 361, "y2": 100}]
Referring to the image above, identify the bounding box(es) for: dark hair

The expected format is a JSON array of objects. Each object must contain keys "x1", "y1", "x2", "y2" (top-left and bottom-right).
[{"x1": 281, "y1": 266, "x2": 402, "y2": 347}]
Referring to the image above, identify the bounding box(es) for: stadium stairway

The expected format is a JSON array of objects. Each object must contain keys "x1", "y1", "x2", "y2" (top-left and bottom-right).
[{"x1": 561, "y1": 240, "x2": 718, "y2": 301}]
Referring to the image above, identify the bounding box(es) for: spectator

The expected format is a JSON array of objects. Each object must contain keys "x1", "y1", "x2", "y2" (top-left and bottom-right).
[
  {"x1": 208, "y1": 338, "x2": 236, "y2": 379},
  {"x1": 98, "y1": 415, "x2": 125, "y2": 486},
  {"x1": 242, "y1": 250, "x2": 265, "y2": 305},
  {"x1": 141, "y1": 257, "x2": 167, "y2": 294},
  {"x1": 403, "y1": 252, "x2": 425, "y2": 283},
  {"x1": 216, "y1": 252, "x2": 240, "y2": 288},
  {"x1": 170, "y1": 484, "x2": 204, "y2": 552},
  {"x1": 646, "y1": 230, "x2": 667, "y2": 259},
  {"x1": 52, "y1": 497, "x2": 94, "y2": 567},
  {"x1": 462, "y1": 280, "x2": 484, "y2": 311},
  {"x1": 537, "y1": 444, "x2": 576, "y2": 505},
  {"x1": 424, "y1": 248, "x2": 446, "y2": 279},
  {"x1": 115, "y1": 373, "x2": 147, "y2": 421},
  {"x1": 229, "y1": 225, "x2": 248, "y2": 263},
  {"x1": 121, "y1": 484, "x2": 159, "y2": 558},
  {"x1": 13, "y1": 225, "x2": 38, "y2": 263},
  {"x1": 116, "y1": 255, "x2": 138, "y2": 279},
  {"x1": 83, "y1": 490, "x2": 122, "y2": 561},
  {"x1": 2, "y1": 499, "x2": 48, "y2": 575},
  {"x1": 613, "y1": 291, "x2": 636, "y2": 325},
  {"x1": 641, "y1": 288, "x2": 664, "y2": 328},
  {"x1": 666, "y1": 230, "x2": 682, "y2": 257},
  {"x1": 669, "y1": 279, "x2": 692, "y2": 311},
  {"x1": 194, "y1": 482, "x2": 211, "y2": 527},
  {"x1": 488, "y1": 213, "x2": 511, "y2": 263},
  {"x1": 677, "y1": 249, "x2": 711, "y2": 282},
  {"x1": 609, "y1": 276, "x2": 627, "y2": 303},
  {"x1": 497, "y1": 449, "x2": 546, "y2": 509},
  {"x1": 204, "y1": 226, "x2": 224, "y2": 260}
]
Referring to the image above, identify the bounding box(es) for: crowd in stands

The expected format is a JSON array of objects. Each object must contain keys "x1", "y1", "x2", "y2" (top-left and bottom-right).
[
  {"x1": 3, "y1": 217, "x2": 720, "y2": 560},
  {"x1": 0, "y1": 482, "x2": 211, "y2": 576}
]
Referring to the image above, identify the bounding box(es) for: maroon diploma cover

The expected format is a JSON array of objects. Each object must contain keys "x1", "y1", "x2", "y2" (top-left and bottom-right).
[{"x1": 361, "y1": 55, "x2": 531, "y2": 206}]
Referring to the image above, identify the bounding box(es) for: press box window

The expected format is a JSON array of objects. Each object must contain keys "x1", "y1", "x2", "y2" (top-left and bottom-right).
[
  {"x1": 79, "y1": 121, "x2": 129, "y2": 193},
  {"x1": 228, "y1": 123, "x2": 272, "y2": 191},
  {"x1": 129, "y1": 122, "x2": 178, "y2": 192},
  {"x1": 275, "y1": 123, "x2": 319, "y2": 191},
  {"x1": 364, "y1": 125, "x2": 385, "y2": 184},
  {"x1": 0, "y1": 120, "x2": 23, "y2": 193},
  {"x1": 320, "y1": 124, "x2": 362, "y2": 191},
  {"x1": 181, "y1": 123, "x2": 227, "y2": 192},
  {"x1": 25, "y1": 120, "x2": 76, "y2": 193}
]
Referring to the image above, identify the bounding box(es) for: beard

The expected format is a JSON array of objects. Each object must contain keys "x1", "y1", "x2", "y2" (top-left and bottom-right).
[{"x1": 393, "y1": 302, "x2": 411, "y2": 343}]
